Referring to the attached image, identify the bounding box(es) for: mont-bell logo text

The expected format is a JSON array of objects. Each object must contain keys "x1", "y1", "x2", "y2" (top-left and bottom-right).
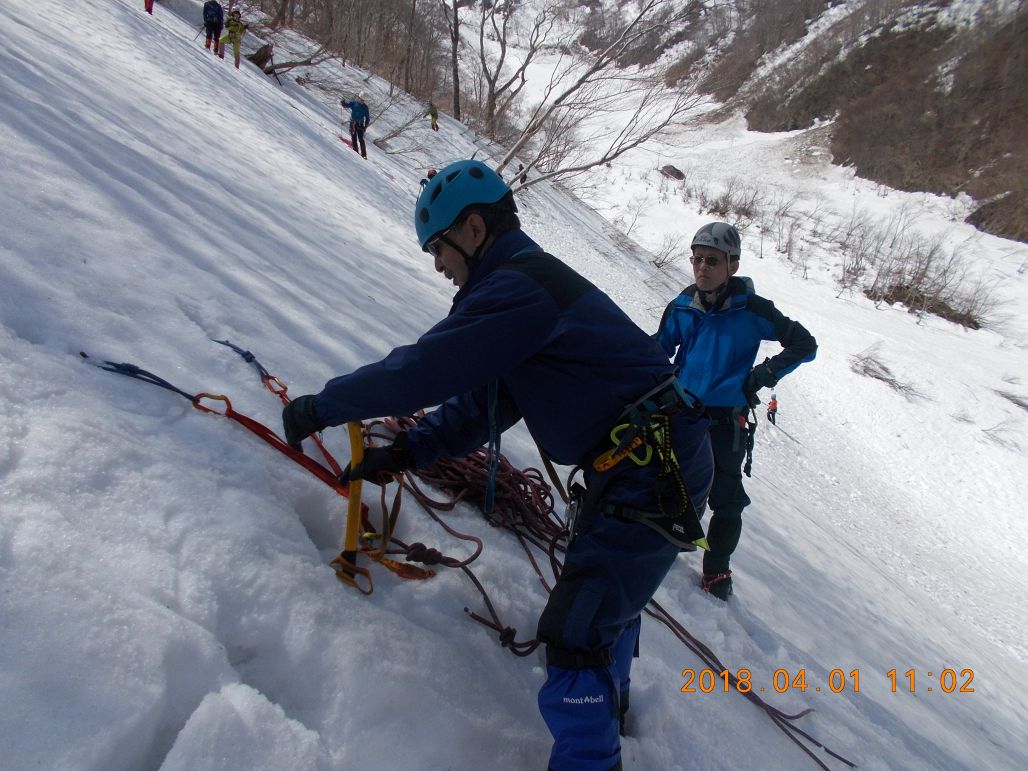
[{"x1": 563, "y1": 694, "x2": 605, "y2": 705}]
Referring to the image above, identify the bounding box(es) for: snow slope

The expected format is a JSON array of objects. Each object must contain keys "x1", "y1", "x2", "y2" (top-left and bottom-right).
[{"x1": 1, "y1": 2, "x2": 1026, "y2": 770}]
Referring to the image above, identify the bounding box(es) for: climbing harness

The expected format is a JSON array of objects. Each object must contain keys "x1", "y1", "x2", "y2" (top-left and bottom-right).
[{"x1": 586, "y1": 375, "x2": 708, "y2": 549}]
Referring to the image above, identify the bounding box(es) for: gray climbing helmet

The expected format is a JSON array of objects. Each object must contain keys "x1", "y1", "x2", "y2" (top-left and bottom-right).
[{"x1": 691, "y1": 222, "x2": 741, "y2": 259}]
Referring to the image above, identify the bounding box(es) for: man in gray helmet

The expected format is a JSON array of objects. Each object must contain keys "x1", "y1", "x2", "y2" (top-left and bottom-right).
[{"x1": 655, "y1": 222, "x2": 817, "y2": 599}]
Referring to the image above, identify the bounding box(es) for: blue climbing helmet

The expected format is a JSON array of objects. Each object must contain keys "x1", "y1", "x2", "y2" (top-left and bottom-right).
[{"x1": 414, "y1": 160, "x2": 511, "y2": 250}]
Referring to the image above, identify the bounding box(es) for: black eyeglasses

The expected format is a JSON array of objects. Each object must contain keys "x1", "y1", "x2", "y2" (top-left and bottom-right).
[
  {"x1": 689, "y1": 254, "x2": 724, "y2": 267},
  {"x1": 426, "y1": 229, "x2": 449, "y2": 257},
  {"x1": 426, "y1": 224, "x2": 461, "y2": 257}
]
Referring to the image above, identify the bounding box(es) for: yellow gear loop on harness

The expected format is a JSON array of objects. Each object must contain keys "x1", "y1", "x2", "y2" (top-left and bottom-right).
[{"x1": 593, "y1": 423, "x2": 653, "y2": 472}]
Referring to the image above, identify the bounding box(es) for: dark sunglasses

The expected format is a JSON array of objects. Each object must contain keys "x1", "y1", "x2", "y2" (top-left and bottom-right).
[{"x1": 689, "y1": 254, "x2": 724, "y2": 267}]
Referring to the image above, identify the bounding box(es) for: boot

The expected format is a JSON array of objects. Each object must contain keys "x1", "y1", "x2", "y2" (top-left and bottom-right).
[
  {"x1": 234, "y1": 53, "x2": 240, "y2": 68},
  {"x1": 219, "y1": 43, "x2": 225, "y2": 59},
  {"x1": 700, "y1": 570, "x2": 733, "y2": 600},
  {"x1": 205, "y1": 37, "x2": 211, "y2": 50}
]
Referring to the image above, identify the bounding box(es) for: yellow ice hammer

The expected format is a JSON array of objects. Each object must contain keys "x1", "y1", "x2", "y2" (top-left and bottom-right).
[{"x1": 338, "y1": 421, "x2": 365, "y2": 572}]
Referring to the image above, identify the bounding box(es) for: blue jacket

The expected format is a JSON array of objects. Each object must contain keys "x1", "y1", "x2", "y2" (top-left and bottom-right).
[
  {"x1": 312, "y1": 229, "x2": 716, "y2": 512},
  {"x1": 656, "y1": 276, "x2": 816, "y2": 408},
  {"x1": 341, "y1": 100, "x2": 370, "y2": 128}
]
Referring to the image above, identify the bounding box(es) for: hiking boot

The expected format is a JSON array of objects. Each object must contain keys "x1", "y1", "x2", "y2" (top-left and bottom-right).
[{"x1": 701, "y1": 570, "x2": 733, "y2": 600}]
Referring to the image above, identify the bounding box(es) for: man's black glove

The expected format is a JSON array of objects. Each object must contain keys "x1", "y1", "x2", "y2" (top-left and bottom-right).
[
  {"x1": 282, "y1": 394, "x2": 325, "y2": 451},
  {"x1": 340, "y1": 432, "x2": 415, "y2": 486},
  {"x1": 743, "y1": 359, "x2": 778, "y2": 408}
]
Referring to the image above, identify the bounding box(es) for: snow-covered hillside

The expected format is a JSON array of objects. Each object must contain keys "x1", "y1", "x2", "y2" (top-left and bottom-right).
[{"x1": 1, "y1": 2, "x2": 1026, "y2": 770}]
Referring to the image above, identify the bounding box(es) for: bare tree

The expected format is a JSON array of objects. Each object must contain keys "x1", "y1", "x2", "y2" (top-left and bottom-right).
[
  {"x1": 403, "y1": 0, "x2": 419, "y2": 93},
  {"x1": 652, "y1": 234, "x2": 685, "y2": 270},
  {"x1": 268, "y1": 0, "x2": 295, "y2": 29},
  {"x1": 497, "y1": 0, "x2": 703, "y2": 191},
  {"x1": 475, "y1": 1, "x2": 561, "y2": 137},
  {"x1": 439, "y1": 0, "x2": 475, "y2": 121},
  {"x1": 260, "y1": 45, "x2": 335, "y2": 76}
]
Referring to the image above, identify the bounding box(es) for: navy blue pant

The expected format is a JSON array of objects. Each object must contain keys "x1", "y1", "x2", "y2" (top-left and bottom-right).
[
  {"x1": 702, "y1": 412, "x2": 751, "y2": 575},
  {"x1": 538, "y1": 514, "x2": 680, "y2": 770},
  {"x1": 536, "y1": 409, "x2": 711, "y2": 769},
  {"x1": 349, "y1": 121, "x2": 367, "y2": 157}
]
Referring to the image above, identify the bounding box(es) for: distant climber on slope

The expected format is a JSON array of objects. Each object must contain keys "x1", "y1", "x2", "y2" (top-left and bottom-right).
[
  {"x1": 341, "y1": 93, "x2": 370, "y2": 159},
  {"x1": 202, "y1": 1, "x2": 224, "y2": 56},
  {"x1": 218, "y1": 8, "x2": 247, "y2": 69}
]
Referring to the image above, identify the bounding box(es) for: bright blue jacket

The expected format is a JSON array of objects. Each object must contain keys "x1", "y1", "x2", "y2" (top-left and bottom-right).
[
  {"x1": 312, "y1": 229, "x2": 712, "y2": 508},
  {"x1": 655, "y1": 277, "x2": 816, "y2": 408},
  {"x1": 341, "y1": 100, "x2": 370, "y2": 128}
]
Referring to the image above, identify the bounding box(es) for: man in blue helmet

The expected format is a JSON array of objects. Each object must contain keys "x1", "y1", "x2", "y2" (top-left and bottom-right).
[
  {"x1": 656, "y1": 222, "x2": 817, "y2": 601},
  {"x1": 282, "y1": 160, "x2": 713, "y2": 770}
]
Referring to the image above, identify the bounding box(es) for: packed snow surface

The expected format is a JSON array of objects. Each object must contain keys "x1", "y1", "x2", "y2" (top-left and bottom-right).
[{"x1": 1, "y1": 2, "x2": 1026, "y2": 770}]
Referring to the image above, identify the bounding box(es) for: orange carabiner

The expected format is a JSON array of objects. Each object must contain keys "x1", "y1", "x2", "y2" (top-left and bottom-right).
[
  {"x1": 193, "y1": 392, "x2": 233, "y2": 415},
  {"x1": 263, "y1": 375, "x2": 289, "y2": 398}
]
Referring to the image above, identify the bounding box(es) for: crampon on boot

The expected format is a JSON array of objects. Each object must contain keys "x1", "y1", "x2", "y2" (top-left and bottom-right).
[{"x1": 701, "y1": 570, "x2": 733, "y2": 600}]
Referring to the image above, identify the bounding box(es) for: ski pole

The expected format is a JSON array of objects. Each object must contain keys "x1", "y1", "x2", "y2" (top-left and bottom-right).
[{"x1": 194, "y1": 25, "x2": 204, "y2": 41}]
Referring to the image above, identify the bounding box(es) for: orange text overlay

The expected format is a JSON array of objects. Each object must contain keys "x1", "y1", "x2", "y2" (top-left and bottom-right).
[{"x1": 679, "y1": 668, "x2": 975, "y2": 695}]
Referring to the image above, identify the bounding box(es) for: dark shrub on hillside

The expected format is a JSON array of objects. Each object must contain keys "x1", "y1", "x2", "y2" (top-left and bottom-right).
[
  {"x1": 700, "y1": 0, "x2": 839, "y2": 101},
  {"x1": 578, "y1": 1, "x2": 704, "y2": 68},
  {"x1": 746, "y1": 9, "x2": 1028, "y2": 243}
]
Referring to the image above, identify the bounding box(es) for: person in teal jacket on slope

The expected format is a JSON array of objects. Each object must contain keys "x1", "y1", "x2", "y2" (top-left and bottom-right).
[{"x1": 341, "y1": 93, "x2": 370, "y2": 158}]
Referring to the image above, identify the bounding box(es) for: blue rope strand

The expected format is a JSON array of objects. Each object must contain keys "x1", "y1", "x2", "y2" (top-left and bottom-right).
[
  {"x1": 80, "y1": 352, "x2": 197, "y2": 402},
  {"x1": 211, "y1": 339, "x2": 271, "y2": 380}
]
